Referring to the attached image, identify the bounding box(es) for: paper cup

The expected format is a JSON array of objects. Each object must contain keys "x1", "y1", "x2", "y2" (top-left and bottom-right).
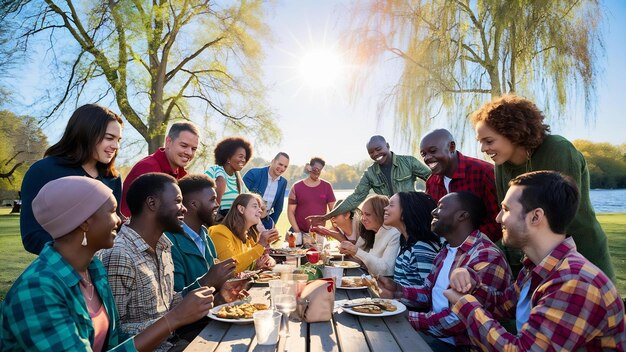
[
  {"x1": 322, "y1": 266, "x2": 343, "y2": 285},
  {"x1": 253, "y1": 310, "x2": 282, "y2": 345}
]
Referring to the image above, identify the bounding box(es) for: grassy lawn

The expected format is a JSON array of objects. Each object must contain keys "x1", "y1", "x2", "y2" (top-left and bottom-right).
[{"x1": 1, "y1": 208, "x2": 625, "y2": 301}]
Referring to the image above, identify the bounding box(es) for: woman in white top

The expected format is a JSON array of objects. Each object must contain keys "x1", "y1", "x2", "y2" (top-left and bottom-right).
[{"x1": 339, "y1": 195, "x2": 401, "y2": 277}]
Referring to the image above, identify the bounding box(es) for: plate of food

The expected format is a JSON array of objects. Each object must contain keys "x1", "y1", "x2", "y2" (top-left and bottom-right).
[
  {"x1": 270, "y1": 247, "x2": 307, "y2": 256},
  {"x1": 341, "y1": 298, "x2": 406, "y2": 317},
  {"x1": 254, "y1": 271, "x2": 281, "y2": 284},
  {"x1": 207, "y1": 301, "x2": 270, "y2": 324},
  {"x1": 330, "y1": 260, "x2": 360, "y2": 269},
  {"x1": 339, "y1": 276, "x2": 369, "y2": 289}
]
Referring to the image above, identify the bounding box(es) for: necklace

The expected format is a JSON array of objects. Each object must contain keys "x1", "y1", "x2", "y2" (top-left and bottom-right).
[{"x1": 79, "y1": 271, "x2": 95, "y2": 301}]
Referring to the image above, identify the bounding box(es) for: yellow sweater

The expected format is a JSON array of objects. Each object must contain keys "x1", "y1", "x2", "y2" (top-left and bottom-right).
[{"x1": 208, "y1": 224, "x2": 265, "y2": 273}]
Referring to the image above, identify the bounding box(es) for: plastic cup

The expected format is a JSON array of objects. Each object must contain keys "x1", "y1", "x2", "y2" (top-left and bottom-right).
[
  {"x1": 322, "y1": 266, "x2": 343, "y2": 286},
  {"x1": 268, "y1": 280, "x2": 283, "y2": 309},
  {"x1": 306, "y1": 250, "x2": 320, "y2": 264},
  {"x1": 293, "y1": 273, "x2": 308, "y2": 297},
  {"x1": 253, "y1": 310, "x2": 282, "y2": 345}
]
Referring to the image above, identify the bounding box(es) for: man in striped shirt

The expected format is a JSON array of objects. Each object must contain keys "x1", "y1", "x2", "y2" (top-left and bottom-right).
[
  {"x1": 379, "y1": 192, "x2": 511, "y2": 350},
  {"x1": 445, "y1": 171, "x2": 626, "y2": 351}
]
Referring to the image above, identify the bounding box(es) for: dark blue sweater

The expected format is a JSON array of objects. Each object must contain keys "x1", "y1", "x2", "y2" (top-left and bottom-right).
[{"x1": 20, "y1": 156, "x2": 122, "y2": 254}]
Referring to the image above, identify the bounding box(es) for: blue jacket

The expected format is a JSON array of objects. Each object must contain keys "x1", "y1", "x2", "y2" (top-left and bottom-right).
[{"x1": 243, "y1": 166, "x2": 287, "y2": 224}]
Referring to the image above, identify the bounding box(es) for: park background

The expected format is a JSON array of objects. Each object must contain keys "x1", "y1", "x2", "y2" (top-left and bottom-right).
[{"x1": 1, "y1": 0, "x2": 625, "y2": 300}]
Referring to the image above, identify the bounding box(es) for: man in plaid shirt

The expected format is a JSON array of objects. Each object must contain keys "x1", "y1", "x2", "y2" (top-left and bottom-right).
[
  {"x1": 445, "y1": 171, "x2": 626, "y2": 351},
  {"x1": 421, "y1": 129, "x2": 501, "y2": 242},
  {"x1": 378, "y1": 191, "x2": 512, "y2": 350}
]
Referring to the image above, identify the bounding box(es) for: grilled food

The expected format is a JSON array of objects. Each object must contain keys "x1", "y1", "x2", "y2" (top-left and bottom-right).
[{"x1": 216, "y1": 303, "x2": 269, "y2": 319}]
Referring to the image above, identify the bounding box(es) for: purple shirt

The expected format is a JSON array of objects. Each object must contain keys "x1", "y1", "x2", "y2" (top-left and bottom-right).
[{"x1": 288, "y1": 180, "x2": 335, "y2": 232}]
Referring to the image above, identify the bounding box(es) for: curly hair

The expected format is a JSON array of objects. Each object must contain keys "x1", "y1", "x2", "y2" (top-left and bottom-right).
[
  {"x1": 470, "y1": 94, "x2": 550, "y2": 150},
  {"x1": 213, "y1": 137, "x2": 253, "y2": 166}
]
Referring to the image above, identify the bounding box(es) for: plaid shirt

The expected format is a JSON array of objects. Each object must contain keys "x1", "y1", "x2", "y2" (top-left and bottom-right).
[
  {"x1": 1, "y1": 243, "x2": 135, "y2": 351},
  {"x1": 98, "y1": 224, "x2": 182, "y2": 351},
  {"x1": 425, "y1": 152, "x2": 502, "y2": 241},
  {"x1": 403, "y1": 230, "x2": 512, "y2": 346},
  {"x1": 453, "y1": 237, "x2": 626, "y2": 351}
]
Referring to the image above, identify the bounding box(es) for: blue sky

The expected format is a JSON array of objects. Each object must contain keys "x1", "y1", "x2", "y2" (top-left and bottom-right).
[{"x1": 4, "y1": 1, "x2": 625, "y2": 167}]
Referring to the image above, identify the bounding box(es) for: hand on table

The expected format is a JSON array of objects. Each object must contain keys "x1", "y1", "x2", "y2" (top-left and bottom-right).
[
  {"x1": 169, "y1": 286, "x2": 215, "y2": 327},
  {"x1": 256, "y1": 253, "x2": 276, "y2": 270},
  {"x1": 339, "y1": 241, "x2": 357, "y2": 256},
  {"x1": 376, "y1": 276, "x2": 398, "y2": 299},
  {"x1": 200, "y1": 258, "x2": 236, "y2": 289}
]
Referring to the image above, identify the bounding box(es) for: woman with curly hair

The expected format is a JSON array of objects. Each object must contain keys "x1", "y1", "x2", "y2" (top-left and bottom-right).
[
  {"x1": 382, "y1": 191, "x2": 440, "y2": 287},
  {"x1": 205, "y1": 137, "x2": 253, "y2": 217},
  {"x1": 471, "y1": 94, "x2": 615, "y2": 280},
  {"x1": 20, "y1": 104, "x2": 123, "y2": 255}
]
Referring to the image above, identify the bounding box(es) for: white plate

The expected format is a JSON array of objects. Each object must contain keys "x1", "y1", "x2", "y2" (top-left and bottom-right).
[
  {"x1": 207, "y1": 301, "x2": 267, "y2": 324},
  {"x1": 330, "y1": 260, "x2": 360, "y2": 269},
  {"x1": 342, "y1": 299, "x2": 406, "y2": 317},
  {"x1": 338, "y1": 276, "x2": 369, "y2": 290}
]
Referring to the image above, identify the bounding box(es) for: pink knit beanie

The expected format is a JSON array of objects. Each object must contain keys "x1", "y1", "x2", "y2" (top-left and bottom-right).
[{"x1": 32, "y1": 176, "x2": 113, "y2": 239}]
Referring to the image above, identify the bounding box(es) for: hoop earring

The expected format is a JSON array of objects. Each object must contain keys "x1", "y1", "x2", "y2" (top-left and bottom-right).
[{"x1": 81, "y1": 232, "x2": 88, "y2": 247}]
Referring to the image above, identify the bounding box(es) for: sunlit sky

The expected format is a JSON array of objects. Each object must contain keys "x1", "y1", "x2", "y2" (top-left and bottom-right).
[{"x1": 5, "y1": 1, "x2": 626, "y2": 167}]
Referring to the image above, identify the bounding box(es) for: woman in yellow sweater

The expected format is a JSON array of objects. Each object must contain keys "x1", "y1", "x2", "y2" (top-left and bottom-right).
[{"x1": 210, "y1": 193, "x2": 280, "y2": 273}]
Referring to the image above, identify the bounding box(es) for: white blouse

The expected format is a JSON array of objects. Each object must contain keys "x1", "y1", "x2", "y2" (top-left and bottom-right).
[{"x1": 355, "y1": 226, "x2": 401, "y2": 276}]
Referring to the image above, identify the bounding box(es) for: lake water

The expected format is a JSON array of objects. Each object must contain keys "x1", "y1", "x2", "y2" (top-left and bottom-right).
[{"x1": 298, "y1": 189, "x2": 626, "y2": 214}]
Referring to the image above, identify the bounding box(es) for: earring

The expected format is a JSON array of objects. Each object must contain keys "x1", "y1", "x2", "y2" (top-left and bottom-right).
[{"x1": 81, "y1": 232, "x2": 88, "y2": 247}]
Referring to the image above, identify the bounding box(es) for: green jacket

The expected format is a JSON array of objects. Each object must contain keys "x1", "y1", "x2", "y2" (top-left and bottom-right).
[
  {"x1": 165, "y1": 225, "x2": 217, "y2": 295},
  {"x1": 326, "y1": 153, "x2": 430, "y2": 217}
]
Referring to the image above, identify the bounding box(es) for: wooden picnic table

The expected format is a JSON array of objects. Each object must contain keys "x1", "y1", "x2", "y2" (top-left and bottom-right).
[{"x1": 184, "y1": 268, "x2": 434, "y2": 352}]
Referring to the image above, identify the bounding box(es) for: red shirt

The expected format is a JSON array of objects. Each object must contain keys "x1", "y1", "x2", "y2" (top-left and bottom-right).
[
  {"x1": 425, "y1": 152, "x2": 501, "y2": 241},
  {"x1": 120, "y1": 148, "x2": 187, "y2": 217}
]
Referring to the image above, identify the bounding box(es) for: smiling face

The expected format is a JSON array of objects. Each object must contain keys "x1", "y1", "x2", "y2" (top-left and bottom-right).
[
  {"x1": 86, "y1": 196, "x2": 121, "y2": 250},
  {"x1": 270, "y1": 155, "x2": 289, "y2": 178},
  {"x1": 156, "y1": 183, "x2": 187, "y2": 233},
  {"x1": 430, "y1": 193, "x2": 461, "y2": 238},
  {"x1": 228, "y1": 147, "x2": 248, "y2": 171},
  {"x1": 308, "y1": 162, "x2": 324, "y2": 181},
  {"x1": 361, "y1": 200, "x2": 383, "y2": 232},
  {"x1": 367, "y1": 140, "x2": 391, "y2": 165},
  {"x1": 383, "y1": 194, "x2": 402, "y2": 227},
  {"x1": 239, "y1": 197, "x2": 262, "y2": 228},
  {"x1": 419, "y1": 135, "x2": 455, "y2": 176},
  {"x1": 164, "y1": 131, "x2": 199, "y2": 170},
  {"x1": 196, "y1": 187, "x2": 219, "y2": 227},
  {"x1": 93, "y1": 121, "x2": 122, "y2": 165},
  {"x1": 475, "y1": 121, "x2": 519, "y2": 166},
  {"x1": 497, "y1": 185, "x2": 530, "y2": 249}
]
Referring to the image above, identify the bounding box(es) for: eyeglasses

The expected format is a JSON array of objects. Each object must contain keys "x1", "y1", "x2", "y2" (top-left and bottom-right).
[{"x1": 310, "y1": 166, "x2": 322, "y2": 173}]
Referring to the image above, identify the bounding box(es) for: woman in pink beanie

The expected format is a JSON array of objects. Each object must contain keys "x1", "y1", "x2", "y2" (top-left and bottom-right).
[{"x1": 1, "y1": 176, "x2": 215, "y2": 351}]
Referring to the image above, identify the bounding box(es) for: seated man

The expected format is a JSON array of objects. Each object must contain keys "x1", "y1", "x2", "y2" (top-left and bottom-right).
[
  {"x1": 98, "y1": 173, "x2": 227, "y2": 351},
  {"x1": 445, "y1": 171, "x2": 626, "y2": 351},
  {"x1": 420, "y1": 129, "x2": 501, "y2": 241},
  {"x1": 165, "y1": 174, "x2": 237, "y2": 296},
  {"x1": 378, "y1": 192, "x2": 512, "y2": 350}
]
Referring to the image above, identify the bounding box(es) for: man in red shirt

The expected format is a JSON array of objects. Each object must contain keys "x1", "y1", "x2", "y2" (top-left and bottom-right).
[
  {"x1": 120, "y1": 122, "x2": 200, "y2": 217},
  {"x1": 420, "y1": 129, "x2": 501, "y2": 241}
]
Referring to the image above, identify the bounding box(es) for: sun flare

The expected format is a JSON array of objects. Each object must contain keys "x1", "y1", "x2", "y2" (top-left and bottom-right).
[{"x1": 298, "y1": 48, "x2": 344, "y2": 89}]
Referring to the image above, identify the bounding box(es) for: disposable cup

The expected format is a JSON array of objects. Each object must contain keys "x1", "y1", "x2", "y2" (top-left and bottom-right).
[
  {"x1": 268, "y1": 280, "x2": 283, "y2": 309},
  {"x1": 322, "y1": 266, "x2": 343, "y2": 286},
  {"x1": 253, "y1": 310, "x2": 282, "y2": 345}
]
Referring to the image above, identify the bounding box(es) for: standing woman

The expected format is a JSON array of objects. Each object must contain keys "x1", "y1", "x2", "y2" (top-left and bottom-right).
[
  {"x1": 20, "y1": 104, "x2": 123, "y2": 255},
  {"x1": 338, "y1": 195, "x2": 401, "y2": 277},
  {"x1": 209, "y1": 193, "x2": 280, "y2": 273},
  {"x1": 471, "y1": 94, "x2": 615, "y2": 281},
  {"x1": 383, "y1": 192, "x2": 441, "y2": 287},
  {"x1": 205, "y1": 137, "x2": 252, "y2": 218},
  {"x1": 2, "y1": 176, "x2": 214, "y2": 351}
]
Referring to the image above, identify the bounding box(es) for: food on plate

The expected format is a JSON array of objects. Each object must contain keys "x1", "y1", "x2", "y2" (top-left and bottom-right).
[
  {"x1": 270, "y1": 248, "x2": 307, "y2": 255},
  {"x1": 331, "y1": 261, "x2": 359, "y2": 268},
  {"x1": 372, "y1": 298, "x2": 397, "y2": 312},
  {"x1": 351, "y1": 305, "x2": 383, "y2": 314},
  {"x1": 341, "y1": 277, "x2": 366, "y2": 287},
  {"x1": 256, "y1": 272, "x2": 280, "y2": 282},
  {"x1": 362, "y1": 277, "x2": 382, "y2": 296},
  {"x1": 216, "y1": 303, "x2": 269, "y2": 319}
]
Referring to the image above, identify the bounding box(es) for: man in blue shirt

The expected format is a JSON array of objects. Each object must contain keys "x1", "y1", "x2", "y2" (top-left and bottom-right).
[{"x1": 243, "y1": 152, "x2": 290, "y2": 228}]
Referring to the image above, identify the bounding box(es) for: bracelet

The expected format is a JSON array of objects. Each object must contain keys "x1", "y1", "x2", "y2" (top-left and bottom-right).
[{"x1": 163, "y1": 314, "x2": 174, "y2": 335}]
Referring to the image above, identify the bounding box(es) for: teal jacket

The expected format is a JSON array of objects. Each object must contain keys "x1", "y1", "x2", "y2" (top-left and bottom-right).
[
  {"x1": 326, "y1": 153, "x2": 431, "y2": 217},
  {"x1": 165, "y1": 224, "x2": 217, "y2": 295},
  {"x1": 1, "y1": 243, "x2": 136, "y2": 351}
]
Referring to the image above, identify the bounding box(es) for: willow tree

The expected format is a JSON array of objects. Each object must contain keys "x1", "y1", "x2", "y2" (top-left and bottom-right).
[
  {"x1": 344, "y1": 0, "x2": 603, "y2": 146},
  {"x1": 1, "y1": 0, "x2": 279, "y2": 152}
]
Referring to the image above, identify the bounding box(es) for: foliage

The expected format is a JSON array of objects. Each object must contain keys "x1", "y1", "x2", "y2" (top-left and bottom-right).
[
  {"x1": 344, "y1": 0, "x2": 603, "y2": 150},
  {"x1": 0, "y1": 110, "x2": 48, "y2": 199},
  {"x1": 574, "y1": 140, "x2": 626, "y2": 189},
  {"x1": 1, "y1": 0, "x2": 280, "y2": 152}
]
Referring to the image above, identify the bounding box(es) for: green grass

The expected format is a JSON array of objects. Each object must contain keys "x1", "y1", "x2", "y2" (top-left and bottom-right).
[{"x1": 1, "y1": 208, "x2": 625, "y2": 301}]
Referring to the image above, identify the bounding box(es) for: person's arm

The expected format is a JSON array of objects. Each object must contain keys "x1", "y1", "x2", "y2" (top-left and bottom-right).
[
  {"x1": 286, "y1": 186, "x2": 300, "y2": 233},
  {"x1": 410, "y1": 156, "x2": 431, "y2": 181},
  {"x1": 324, "y1": 171, "x2": 373, "y2": 218},
  {"x1": 19, "y1": 164, "x2": 53, "y2": 254},
  {"x1": 214, "y1": 176, "x2": 226, "y2": 205},
  {"x1": 165, "y1": 233, "x2": 196, "y2": 294},
  {"x1": 242, "y1": 168, "x2": 256, "y2": 190},
  {"x1": 355, "y1": 229, "x2": 400, "y2": 276},
  {"x1": 210, "y1": 227, "x2": 264, "y2": 273}
]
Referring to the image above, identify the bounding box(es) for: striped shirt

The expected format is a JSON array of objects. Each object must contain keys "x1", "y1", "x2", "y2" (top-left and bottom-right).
[
  {"x1": 206, "y1": 165, "x2": 247, "y2": 211},
  {"x1": 394, "y1": 240, "x2": 441, "y2": 287},
  {"x1": 98, "y1": 224, "x2": 182, "y2": 352},
  {"x1": 403, "y1": 230, "x2": 512, "y2": 346},
  {"x1": 452, "y1": 237, "x2": 626, "y2": 351}
]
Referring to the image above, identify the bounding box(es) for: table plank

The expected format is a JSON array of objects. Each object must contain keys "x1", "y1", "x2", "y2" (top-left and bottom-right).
[
  {"x1": 309, "y1": 320, "x2": 339, "y2": 352},
  {"x1": 184, "y1": 320, "x2": 230, "y2": 352},
  {"x1": 383, "y1": 313, "x2": 434, "y2": 352}
]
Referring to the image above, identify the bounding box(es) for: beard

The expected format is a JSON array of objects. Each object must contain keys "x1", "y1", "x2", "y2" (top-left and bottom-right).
[
  {"x1": 431, "y1": 219, "x2": 452, "y2": 237},
  {"x1": 199, "y1": 206, "x2": 216, "y2": 228},
  {"x1": 158, "y1": 208, "x2": 184, "y2": 233}
]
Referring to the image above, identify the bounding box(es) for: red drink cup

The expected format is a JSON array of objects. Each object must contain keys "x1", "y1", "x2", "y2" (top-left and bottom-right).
[{"x1": 306, "y1": 250, "x2": 320, "y2": 264}]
